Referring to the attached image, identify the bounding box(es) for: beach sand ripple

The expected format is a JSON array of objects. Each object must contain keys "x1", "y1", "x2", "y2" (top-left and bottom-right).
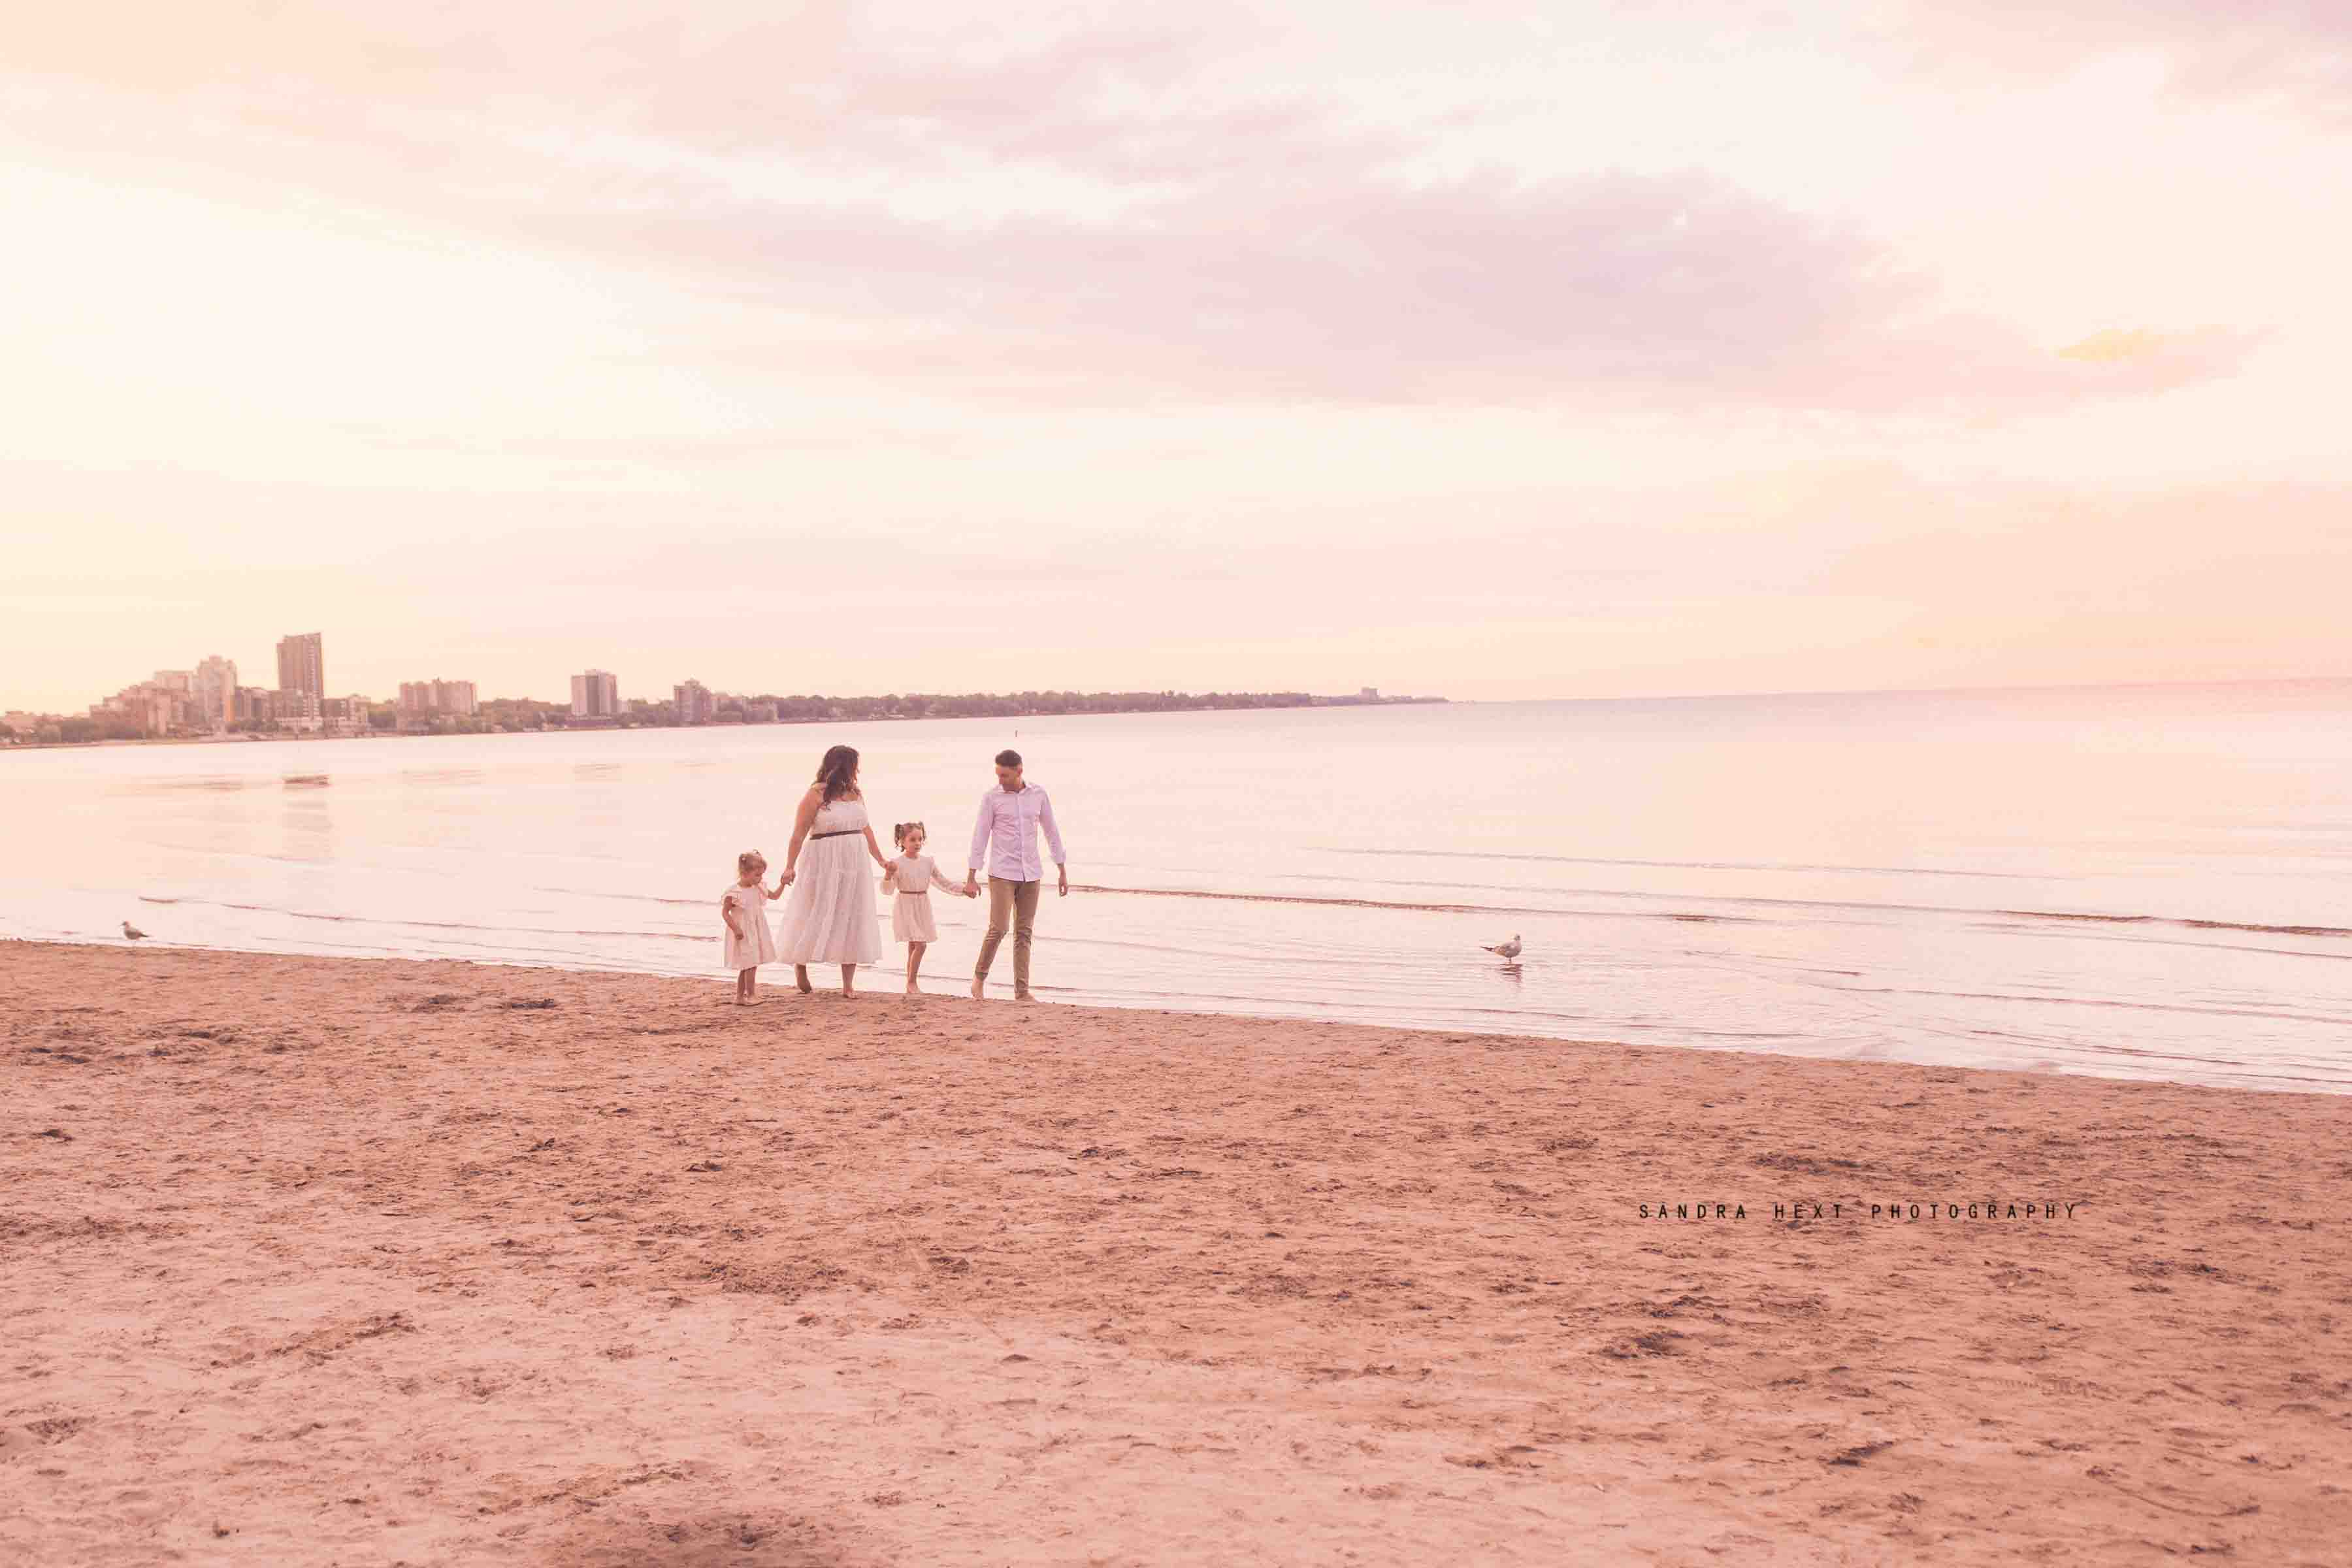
[{"x1": 3, "y1": 943, "x2": 2348, "y2": 1565}]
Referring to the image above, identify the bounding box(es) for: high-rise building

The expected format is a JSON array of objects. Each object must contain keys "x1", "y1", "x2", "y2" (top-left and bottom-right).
[
  {"x1": 674, "y1": 679, "x2": 713, "y2": 725},
  {"x1": 272, "y1": 691, "x2": 323, "y2": 732},
  {"x1": 194, "y1": 656, "x2": 237, "y2": 729},
  {"x1": 399, "y1": 679, "x2": 478, "y2": 718},
  {"x1": 97, "y1": 679, "x2": 191, "y2": 736},
  {"x1": 570, "y1": 670, "x2": 619, "y2": 718},
  {"x1": 322, "y1": 695, "x2": 374, "y2": 737},
  {"x1": 276, "y1": 632, "x2": 325, "y2": 698}
]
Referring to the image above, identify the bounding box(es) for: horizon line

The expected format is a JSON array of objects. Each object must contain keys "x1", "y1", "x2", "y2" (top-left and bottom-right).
[{"x1": 13, "y1": 670, "x2": 2351, "y2": 722}]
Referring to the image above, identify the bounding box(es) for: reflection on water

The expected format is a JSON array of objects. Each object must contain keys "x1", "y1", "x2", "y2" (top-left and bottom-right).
[
  {"x1": 3, "y1": 681, "x2": 2349, "y2": 1093},
  {"x1": 133, "y1": 774, "x2": 269, "y2": 794}
]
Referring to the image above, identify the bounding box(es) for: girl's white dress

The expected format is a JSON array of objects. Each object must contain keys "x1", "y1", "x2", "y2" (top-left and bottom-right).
[
  {"x1": 776, "y1": 797, "x2": 883, "y2": 965},
  {"x1": 885, "y1": 854, "x2": 945, "y2": 942},
  {"x1": 721, "y1": 883, "x2": 776, "y2": 970}
]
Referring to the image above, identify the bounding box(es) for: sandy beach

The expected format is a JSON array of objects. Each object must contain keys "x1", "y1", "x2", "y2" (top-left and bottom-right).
[{"x1": 4, "y1": 941, "x2": 2347, "y2": 1565}]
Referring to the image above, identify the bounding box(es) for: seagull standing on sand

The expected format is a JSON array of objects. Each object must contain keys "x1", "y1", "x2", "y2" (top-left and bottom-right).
[
  {"x1": 1482, "y1": 934, "x2": 1522, "y2": 962},
  {"x1": 122, "y1": 921, "x2": 148, "y2": 941}
]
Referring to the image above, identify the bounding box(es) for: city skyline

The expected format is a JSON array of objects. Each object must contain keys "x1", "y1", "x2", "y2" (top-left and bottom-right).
[
  {"x1": 5, "y1": 612, "x2": 1459, "y2": 738},
  {"x1": 20, "y1": 613, "x2": 2352, "y2": 737},
  {"x1": 7, "y1": 6, "x2": 2352, "y2": 714},
  {"x1": 0, "y1": 613, "x2": 1452, "y2": 743}
]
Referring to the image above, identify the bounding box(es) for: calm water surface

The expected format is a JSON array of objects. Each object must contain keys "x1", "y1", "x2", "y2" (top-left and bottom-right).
[{"x1": 5, "y1": 681, "x2": 2347, "y2": 1092}]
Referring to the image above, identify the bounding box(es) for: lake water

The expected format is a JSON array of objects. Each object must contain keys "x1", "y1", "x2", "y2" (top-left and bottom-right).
[{"x1": 5, "y1": 681, "x2": 2348, "y2": 1092}]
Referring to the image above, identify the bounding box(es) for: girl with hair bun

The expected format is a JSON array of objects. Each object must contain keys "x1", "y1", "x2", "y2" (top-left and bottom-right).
[
  {"x1": 721, "y1": 849, "x2": 778, "y2": 1004},
  {"x1": 880, "y1": 820, "x2": 975, "y2": 997}
]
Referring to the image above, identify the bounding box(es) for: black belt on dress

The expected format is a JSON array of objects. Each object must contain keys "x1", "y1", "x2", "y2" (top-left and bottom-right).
[{"x1": 809, "y1": 828, "x2": 858, "y2": 840}]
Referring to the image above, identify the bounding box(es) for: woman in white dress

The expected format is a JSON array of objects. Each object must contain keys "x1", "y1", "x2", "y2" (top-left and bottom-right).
[{"x1": 773, "y1": 744, "x2": 890, "y2": 994}]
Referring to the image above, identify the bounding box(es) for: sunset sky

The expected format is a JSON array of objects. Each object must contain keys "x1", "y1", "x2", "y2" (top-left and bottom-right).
[{"x1": 6, "y1": 2, "x2": 2348, "y2": 711}]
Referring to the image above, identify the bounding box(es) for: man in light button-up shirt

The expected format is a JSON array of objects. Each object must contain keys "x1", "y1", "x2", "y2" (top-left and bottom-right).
[{"x1": 964, "y1": 749, "x2": 1067, "y2": 1000}]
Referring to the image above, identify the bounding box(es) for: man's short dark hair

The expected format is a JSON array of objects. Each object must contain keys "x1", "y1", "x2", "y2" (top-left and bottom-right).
[{"x1": 994, "y1": 749, "x2": 1022, "y2": 768}]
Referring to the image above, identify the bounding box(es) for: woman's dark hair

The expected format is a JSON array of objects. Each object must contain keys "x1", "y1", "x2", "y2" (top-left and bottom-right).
[
  {"x1": 815, "y1": 745, "x2": 860, "y2": 803},
  {"x1": 994, "y1": 749, "x2": 1022, "y2": 768}
]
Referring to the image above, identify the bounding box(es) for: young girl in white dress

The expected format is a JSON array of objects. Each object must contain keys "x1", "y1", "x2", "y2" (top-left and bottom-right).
[
  {"x1": 881, "y1": 821, "x2": 975, "y2": 996},
  {"x1": 772, "y1": 745, "x2": 891, "y2": 995},
  {"x1": 721, "y1": 850, "x2": 778, "y2": 1004}
]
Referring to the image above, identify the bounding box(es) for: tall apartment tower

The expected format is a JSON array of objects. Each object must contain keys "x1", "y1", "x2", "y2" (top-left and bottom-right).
[
  {"x1": 674, "y1": 679, "x2": 713, "y2": 725},
  {"x1": 276, "y1": 632, "x2": 325, "y2": 697},
  {"x1": 570, "y1": 670, "x2": 619, "y2": 718},
  {"x1": 194, "y1": 656, "x2": 238, "y2": 728},
  {"x1": 399, "y1": 679, "x2": 478, "y2": 717}
]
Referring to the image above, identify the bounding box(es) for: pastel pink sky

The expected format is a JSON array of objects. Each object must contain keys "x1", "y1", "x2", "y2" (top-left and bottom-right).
[{"x1": 5, "y1": 1, "x2": 2348, "y2": 710}]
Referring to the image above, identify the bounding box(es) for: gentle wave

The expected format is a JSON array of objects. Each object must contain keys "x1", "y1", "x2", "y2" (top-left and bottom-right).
[
  {"x1": 1992, "y1": 909, "x2": 2352, "y2": 939},
  {"x1": 144, "y1": 894, "x2": 707, "y2": 945},
  {"x1": 1070, "y1": 881, "x2": 2351, "y2": 941},
  {"x1": 1318, "y1": 845, "x2": 2036, "y2": 880},
  {"x1": 1068, "y1": 883, "x2": 1750, "y2": 922},
  {"x1": 1829, "y1": 983, "x2": 2352, "y2": 1028},
  {"x1": 531, "y1": 874, "x2": 2351, "y2": 944},
  {"x1": 534, "y1": 885, "x2": 710, "y2": 908}
]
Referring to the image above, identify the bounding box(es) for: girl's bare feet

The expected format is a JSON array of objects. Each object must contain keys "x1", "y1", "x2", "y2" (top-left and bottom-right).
[{"x1": 969, "y1": 978, "x2": 985, "y2": 1000}]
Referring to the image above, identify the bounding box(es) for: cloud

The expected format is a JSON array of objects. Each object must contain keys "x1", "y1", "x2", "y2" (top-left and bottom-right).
[
  {"x1": 5, "y1": 3, "x2": 2260, "y2": 414},
  {"x1": 1872, "y1": 1, "x2": 2352, "y2": 111},
  {"x1": 566, "y1": 171, "x2": 2259, "y2": 412}
]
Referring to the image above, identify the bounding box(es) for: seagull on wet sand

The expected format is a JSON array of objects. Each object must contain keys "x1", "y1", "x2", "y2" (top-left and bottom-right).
[
  {"x1": 1482, "y1": 934, "x2": 1522, "y2": 961},
  {"x1": 122, "y1": 921, "x2": 148, "y2": 941}
]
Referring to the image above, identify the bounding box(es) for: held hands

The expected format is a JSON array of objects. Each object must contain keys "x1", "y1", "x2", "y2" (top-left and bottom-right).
[
  {"x1": 1057, "y1": 866, "x2": 1069, "y2": 898},
  {"x1": 770, "y1": 869, "x2": 796, "y2": 894}
]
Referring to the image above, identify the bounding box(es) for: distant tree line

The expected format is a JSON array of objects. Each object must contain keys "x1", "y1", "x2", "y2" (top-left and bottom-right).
[
  {"x1": 461, "y1": 688, "x2": 1418, "y2": 732},
  {"x1": 754, "y1": 690, "x2": 1326, "y2": 722},
  {"x1": 5, "y1": 689, "x2": 1431, "y2": 745}
]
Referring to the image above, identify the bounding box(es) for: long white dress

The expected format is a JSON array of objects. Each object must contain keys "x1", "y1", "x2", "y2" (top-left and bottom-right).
[{"x1": 776, "y1": 796, "x2": 883, "y2": 965}]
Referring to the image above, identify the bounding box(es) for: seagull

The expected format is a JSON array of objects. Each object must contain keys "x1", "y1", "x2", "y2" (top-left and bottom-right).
[
  {"x1": 122, "y1": 921, "x2": 148, "y2": 941},
  {"x1": 1482, "y1": 934, "x2": 1522, "y2": 961}
]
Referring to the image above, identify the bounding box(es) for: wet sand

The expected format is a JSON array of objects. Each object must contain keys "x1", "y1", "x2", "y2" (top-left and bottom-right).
[{"x1": 4, "y1": 941, "x2": 2347, "y2": 1565}]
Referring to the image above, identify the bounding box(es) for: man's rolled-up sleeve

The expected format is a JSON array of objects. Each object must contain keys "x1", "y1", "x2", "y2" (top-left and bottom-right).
[
  {"x1": 968, "y1": 791, "x2": 994, "y2": 874},
  {"x1": 1040, "y1": 789, "x2": 1066, "y2": 866}
]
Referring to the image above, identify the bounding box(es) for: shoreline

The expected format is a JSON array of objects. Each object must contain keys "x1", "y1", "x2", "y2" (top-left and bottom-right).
[
  {"x1": 0, "y1": 696, "x2": 1451, "y2": 752},
  {"x1": 5, "y1": 942, "x2": 2347, "y2": 1564},
  {"x1": 10, "y1": 673, "x2": 2351, "y2": 750},
  {"x1": 19, "y1": 931, "x2": 2350, "y2": 1098}
]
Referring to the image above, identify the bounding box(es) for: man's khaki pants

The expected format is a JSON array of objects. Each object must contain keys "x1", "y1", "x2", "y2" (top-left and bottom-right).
[{"x1": 975, "y1": 877, "x2": 1042, "y2": 994}]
